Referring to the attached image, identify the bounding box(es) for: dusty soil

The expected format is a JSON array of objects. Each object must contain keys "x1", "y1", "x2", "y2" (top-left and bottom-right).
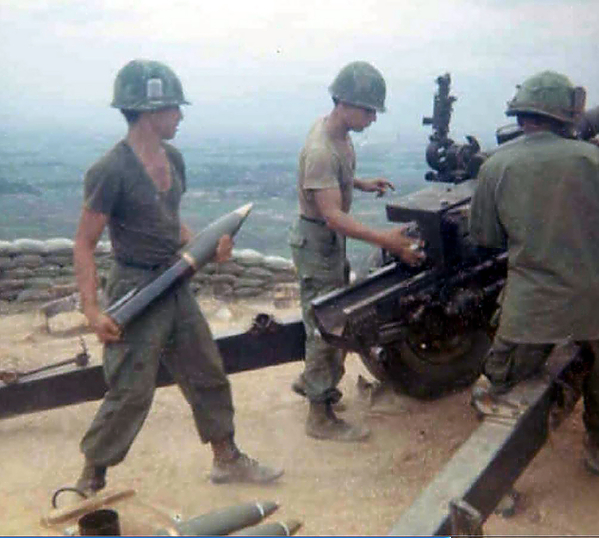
[{"x1": 1, "y1": 298, "x2": 598, "y2": 536}]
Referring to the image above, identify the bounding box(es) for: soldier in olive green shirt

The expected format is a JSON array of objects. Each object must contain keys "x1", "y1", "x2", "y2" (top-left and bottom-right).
[
  {"x1": 73, "y1": 60, "x2": 283, "y2": 494},
  {"x1": 470, "y1": 71, "x2": 599, "y2": 474},
  {"x1": 290, "y1": 62, "x2": 424, "y2": 442}
]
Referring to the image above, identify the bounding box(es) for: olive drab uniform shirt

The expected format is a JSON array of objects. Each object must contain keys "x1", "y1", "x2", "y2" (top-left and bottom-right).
[
  {"x1": 297, "y1": 117, "x2": 355, "y2": 218},
  {"x1": 290, "y1": 116, "x2": 355, "y2": 402},
  {"x1": 84, "y1": 140, "x2": 186, "y2": 267},
  {"x1": 79, "y1": 140, "x2": 235, "y2": 461},
  {"x1": 469, "y1": 131, "x2": 599, "y2": 343}
]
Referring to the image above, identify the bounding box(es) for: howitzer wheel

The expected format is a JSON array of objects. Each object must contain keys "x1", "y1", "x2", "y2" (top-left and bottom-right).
[{"x1": 359, "y1": 329, "x2": 490, "y2": 399}]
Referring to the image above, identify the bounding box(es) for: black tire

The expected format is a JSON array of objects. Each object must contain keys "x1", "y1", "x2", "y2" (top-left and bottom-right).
[
  {"x1": 359, "y1": 346, "x2": 388, "y2": 381},
  {"x1": 359, "y1": 329, "x2": 490, "y2": 399}
]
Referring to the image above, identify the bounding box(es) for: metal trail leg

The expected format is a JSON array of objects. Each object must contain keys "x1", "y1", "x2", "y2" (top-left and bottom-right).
[
  {"x1": 449, "y1": 499, "x2": 483, "y2": 537},
  {"x1": 389, "y1": 343, "x2": 584, "y2": 536},
  {"x1": 0, "y1": 315, "x2": 305, "y2": 419}
]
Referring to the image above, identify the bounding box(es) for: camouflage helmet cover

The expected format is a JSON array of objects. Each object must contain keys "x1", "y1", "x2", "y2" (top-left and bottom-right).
[
  {"x1": 329, "y1": 61, "x2": 387, "y2": 112},
  {"x1": 506, "y1": 70, "x2": 585, "y2": 124},
  {"x1": 111, "y1": 59, "x2": 190, "y2": 111}
]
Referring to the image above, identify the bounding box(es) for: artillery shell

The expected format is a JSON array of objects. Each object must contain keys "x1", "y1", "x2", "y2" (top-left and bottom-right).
[
  {"x1": 106, "y1": 203, "x2": 253, "y2": 328},
  {"x1": 154, "y1": 500, "x2": 278, "y2": 536},
  {"x1": 230, "y1": 519, "x2": 302, "y2": 536}
]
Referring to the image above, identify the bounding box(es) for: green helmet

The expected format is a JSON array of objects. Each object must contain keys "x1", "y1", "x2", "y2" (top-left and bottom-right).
[
  {"x1": 329, "y1": 61, "x2": 386, "y2": 112},
  {"x1": 111, "y1": 59, "x2": 190, "y2": 111},
  {"x1": 506, "y1": 71, "x2": 585, "y2": 124}
]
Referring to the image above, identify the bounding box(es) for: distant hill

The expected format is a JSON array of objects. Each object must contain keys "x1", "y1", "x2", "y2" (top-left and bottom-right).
[{"x1": 0, "y1": 178, "x2": 40, "y2": 196}]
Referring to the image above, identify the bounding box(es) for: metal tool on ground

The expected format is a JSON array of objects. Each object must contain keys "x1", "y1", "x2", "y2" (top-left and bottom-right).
[
  {"x1": 105, "y1": 203, "x2": 253, "y2": 328},
  {"x1": 154, "y1": 501, "x2": 279, "y2": 536},
  {"x1": 0, "y1": 336, "x2": 89, "y2": 384},
  {"x1": 42, "y1": 488, "x2": 136, "y2": 527}
]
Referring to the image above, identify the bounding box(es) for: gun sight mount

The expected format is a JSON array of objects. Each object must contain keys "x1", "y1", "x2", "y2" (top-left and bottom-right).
[{"x1": 422, "y1": 73, "x2": 483, "y2": 183}]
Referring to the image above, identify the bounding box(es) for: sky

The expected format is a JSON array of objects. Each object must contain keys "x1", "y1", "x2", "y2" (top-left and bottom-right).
[{"x1": 1, "y1": 0, "x2": 598, "y2": 146}]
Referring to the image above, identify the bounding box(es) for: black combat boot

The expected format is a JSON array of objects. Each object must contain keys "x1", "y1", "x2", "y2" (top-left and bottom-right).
[
  {"x1": 75, "y1": 460, "x2": 107, "y2": 495},
  {"x1": 305, "y1": 402, "x2": 370, "y2": 442},
  {"x1": 209, "y1": 437, "x2": 284, "y2": 484},
  {"x1": 210, "y1": 452, "x2": 284, "y2": 484},
  {"x1": 292, "y1": 377, "x2": 346, "y2": 411}
]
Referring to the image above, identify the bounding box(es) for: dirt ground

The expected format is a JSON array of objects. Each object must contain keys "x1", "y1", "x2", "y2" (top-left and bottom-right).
[{"x1": 1, "y1": 297, "x2": 599, "y2": 536}]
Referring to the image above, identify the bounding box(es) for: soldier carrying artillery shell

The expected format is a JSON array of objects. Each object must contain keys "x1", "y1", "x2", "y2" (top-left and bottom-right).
[{"x1": 73, "y1": 59, "x2": 283, "y2": 494}]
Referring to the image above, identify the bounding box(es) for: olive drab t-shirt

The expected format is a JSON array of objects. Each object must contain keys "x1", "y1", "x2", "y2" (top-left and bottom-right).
[
  {"x1": 297, "y1": 117, "x2": 356, "y2": 218},
  {"x1": 83, "y1": 140, "x2": 186, "y2": 267},
  {"x1": 470, "y1": 131, "x2": 599, "y2": 343}
]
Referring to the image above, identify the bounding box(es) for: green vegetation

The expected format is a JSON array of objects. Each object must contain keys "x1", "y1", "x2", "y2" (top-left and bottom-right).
[{"x1": 0, "y1": 126, "x2": 427, "y2": 263}]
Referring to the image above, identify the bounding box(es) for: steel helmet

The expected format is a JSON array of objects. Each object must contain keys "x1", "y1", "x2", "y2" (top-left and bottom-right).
[
  {"x1": 506, "y1": 71, "x2": 585, "y2": 124},
  {"x1": 329, "y1": 61, "x2": 386, "y2": 112},
  {"x1": 111, "y1": 59, "x2": 190, "y2": 111}
]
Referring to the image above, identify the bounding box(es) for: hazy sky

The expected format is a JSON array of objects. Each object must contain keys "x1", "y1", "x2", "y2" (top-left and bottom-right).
[{"x1": 2, "y1": 0, "x2": 598, "y2": 144}]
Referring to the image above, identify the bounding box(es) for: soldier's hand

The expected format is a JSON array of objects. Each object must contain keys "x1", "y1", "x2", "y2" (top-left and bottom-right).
[
  {"x1": 86, "y1": 310, "x2": 122, "y2": 343},
  {"x1": 215, "y1": 234, "x2": 233, "y2": 263},
  {"x1": 358, "y1": 178, "x2": 395, "y2": 197},
  {"x1": 381, "y1": 228, "x2": 425, "y2": 267}
]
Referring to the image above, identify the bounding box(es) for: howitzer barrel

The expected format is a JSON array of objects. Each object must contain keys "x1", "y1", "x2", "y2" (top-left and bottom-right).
[
  {"x1": 230, "y1": 519, "x2": 302, "y2": 536},
  {"x1": 105, "y1": 203, "x2": 253, "y2": 328},
  {"x1": 154, "y1": 500, "x2": 278, "y2": 536}
]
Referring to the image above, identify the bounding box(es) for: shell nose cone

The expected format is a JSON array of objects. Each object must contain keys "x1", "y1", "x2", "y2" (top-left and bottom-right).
[
  {"x1": 235, "y1": 203, "x2": 254, "y2": 219},
  {"x1": 256, "y1": 500, "x2": 279, "y2": 517}
]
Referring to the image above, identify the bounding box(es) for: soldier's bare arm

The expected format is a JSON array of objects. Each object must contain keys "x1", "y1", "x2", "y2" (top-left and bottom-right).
[
  {"x1": 74, "y1": 207, "x2": 121, "y2": 343},
  {"x1": 214, "y1": 234, "x2": 233, "y2": 263},
  {"x1": 354, "y1": 177, "x2": 395, "y2": 197},
  {"x1": 180, "y1": 223, "x2": 193, "y2": 244},
  {"x1": 314, "y1": 188, "x2": 424, "y2": 266}
]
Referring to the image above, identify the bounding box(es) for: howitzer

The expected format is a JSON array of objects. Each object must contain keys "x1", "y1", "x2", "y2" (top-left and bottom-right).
[
  {"x1": 316, "y1": 76, "x2": 599, "y2": 398},
  {"x1": 105, "y1": 203, "x2": 253, "y2": 328},
  {"x1": 312, "y1": 73, "x2": 508, "y2": 398}
]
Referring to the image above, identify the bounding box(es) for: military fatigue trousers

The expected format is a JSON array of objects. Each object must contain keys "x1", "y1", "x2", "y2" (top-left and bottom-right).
[
  {"x1": 81, "y1": 263, "x2": 235, "y2": 467},
  {"x1": 289, "y1": 217, "x2": 349, "y2": 404},
  {"x1": 484, "y1": 336, "x2": 599, "y2": 444}
]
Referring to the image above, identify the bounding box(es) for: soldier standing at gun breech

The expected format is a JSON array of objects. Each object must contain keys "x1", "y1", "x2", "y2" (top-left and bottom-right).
[
  {"x1": 73, "y1": 59, "x2": 283, "y2": 494},
  {"x1": 289, "y1": 61, "x2": 425, "y2": 442},
  {"x1": 469, "y1": 71, "x2": 599, "y2": 473}
]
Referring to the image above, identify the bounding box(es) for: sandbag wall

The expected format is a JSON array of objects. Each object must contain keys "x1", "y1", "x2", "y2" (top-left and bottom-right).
[{"x1": 0, "y1": 238, "x2": 298, "y2": 304}]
